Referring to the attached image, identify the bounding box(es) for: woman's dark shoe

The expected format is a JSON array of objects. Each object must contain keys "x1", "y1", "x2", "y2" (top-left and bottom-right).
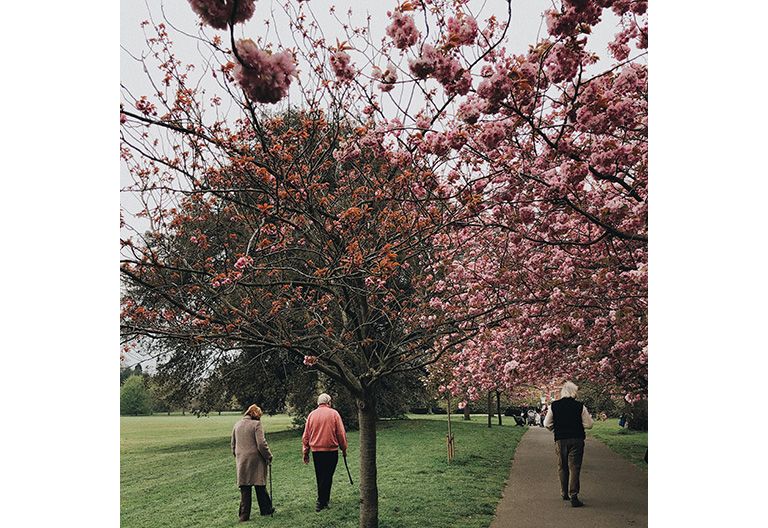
[
  {"x1": 315, "y1": 503, "x2": 327, "y2": 512},
  {"x1": 562, "y1": 494, "x2": 570, "y2": 500},
  {"x1": 570, "y1": 495, "x2": 584, "y2": 508},
  {"x1": 260, "y1": 508, "x2": 276, "y2": 516}
]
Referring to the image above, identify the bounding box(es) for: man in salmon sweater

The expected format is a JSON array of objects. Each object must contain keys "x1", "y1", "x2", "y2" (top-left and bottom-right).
[{"x1": 302, "y1": 393, "x2": 348, "y2": 511}]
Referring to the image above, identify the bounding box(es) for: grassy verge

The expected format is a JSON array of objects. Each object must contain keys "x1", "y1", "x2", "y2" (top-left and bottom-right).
[
  {"x1": 588, "y1": 420, "x2": 648, "y2": 470},
  {"x1": 121, "y1": 414, "x2": 525, "y2": 528}
]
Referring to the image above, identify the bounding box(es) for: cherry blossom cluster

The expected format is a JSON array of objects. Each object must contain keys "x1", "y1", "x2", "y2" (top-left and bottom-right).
[
  {"x1": 408, "y1": 45, "x2": 471, "y2": 96},
  {"x1": 456, "y1": 96, "x2": 483, "y2": 124},
  {"x1": 134, "y1": 96, "x2": 157, "y2": 116},
  {"x1": 234, "y1": 39, "x2": 297, "y2": 104},
  {"x1": 187, "y1": 0, "x2": 256, "y2": 30},
  {"x1": 475, "y1": 121, "x2": 506, "y2": 151},
  {"x1": 446, "y1": 14, "x2": 478, "y2": 47},
  {"x1": 330, "y1": 51, "x2": 355, "y2": 82},
  {"x1": 374, "y1": 63, "x2": 398, "y2": 92},
  {"x1": 385, "y1": 10, "x2": 420, "y2": 50},
  {"x1": 234, "y1": 255, "x2": 253, "y2": 269}
]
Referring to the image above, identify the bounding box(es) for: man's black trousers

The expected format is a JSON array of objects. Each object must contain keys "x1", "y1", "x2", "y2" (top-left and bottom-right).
[{"x1": 312, "y1": 450, "x2": 339, "y2": 507}]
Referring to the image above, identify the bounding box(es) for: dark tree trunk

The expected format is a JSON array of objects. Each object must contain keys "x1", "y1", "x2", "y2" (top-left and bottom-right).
[
  {"x1": 357, "y1": 390, "x2": 378, "y2": 528},
  {"x1": 496, "y1": 391, "x2": 502, "y2": 426},
  {"x1": 463, "y1": 404, "x2": 471, "y2": 420},
  {"x1": 487, "y1": 392, "x2": 492, "y2": 428}
]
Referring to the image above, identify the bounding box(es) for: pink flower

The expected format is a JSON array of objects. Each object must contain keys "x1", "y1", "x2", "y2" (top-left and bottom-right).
[
  {"x1": 457, "y1": 401, "x2": 467, "y2": 410},
  {"x1": 476, "y1": 72, "x2": 512, "y2": 112},
  {"x1": 543, "y1": 42, "x2": 580, "y2": 83},
  {"x1": 376, "y1": 63, "x2": 398, "y2": 92},
  {"x1": 608, "y1": 30, "x2": 632, "y2": 61},
  {"x1": 503, "y1": 360, "x2": 519, "y2": 373},
  {"x1": 519, "y1": 206, "x2": 535, "y2": 224},
  {"x1": 135, "y1": 96, "x2": 157, "y2": 116},
  {"x1": 187, "y1": 0, "x2": 256, "y2": 30},
  {"x1": 234, "y1": 39, "x2": 297, "y2": 104},
  {"x1": 447, "y1": 130, "x2": 467, "y2": 150},
  {"x1": 234, "y1": 255, "x2": 253, "y2": 269},
  {"x1": 476, "y1": 121, "x2": 505, "y2": 150},
  {"x1": 386, "y1": 11, "x2": 420, "y2": 49},
  {"x1": 457, "y1": 96, "x2": 482, "y2": 124},
  {"x1": 423, "y1": 132, "x2": 451, "y2": 156},
  {"x1": 446, "y1": 15, "x2": 478, "y2": 47},
  {"x1": 408, "y1": 45, "x2": 439, "y2": 79},
  {"x1": 408, "y1": 45, "x2": 469, "y2": 95},
  {"x1": 447, "y1": 70, "x2": 472, "y2": 96},
  {"x1": 330, "y1": 51, "x2": 355, "y2": 82},
  {"x1": 303, "y1": 355, "x2": 318, "y2": 366}
]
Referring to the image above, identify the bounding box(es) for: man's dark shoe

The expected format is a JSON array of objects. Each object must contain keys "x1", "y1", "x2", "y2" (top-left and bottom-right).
[
  {"x1": 260, "y1": 508, "x2": 276, "y2": 516},
  {"x1": 570, "y1": 495, "x2": 584, "y2": 508},
  {"x1": 562, "y1": 494, "x2": 570, "y2": 500},
  {"x1": 315, "y1": 503, "x2": 327, "y2": 512}
]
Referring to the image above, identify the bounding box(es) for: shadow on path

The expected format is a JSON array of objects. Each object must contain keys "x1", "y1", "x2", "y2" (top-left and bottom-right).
[{"x1": 491, "y1": 427, "x2": 647, "y2": 528}]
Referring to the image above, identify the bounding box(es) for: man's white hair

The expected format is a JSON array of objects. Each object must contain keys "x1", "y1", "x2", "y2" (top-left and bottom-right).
[
  {"x1": 560, "y1": 381, "x2": 578, "y2": 398},
  {"x1": 317, "y1": 393, "x2": 332, "y2": 405}
]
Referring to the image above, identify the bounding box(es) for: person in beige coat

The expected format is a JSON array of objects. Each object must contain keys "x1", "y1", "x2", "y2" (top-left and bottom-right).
[{"x1": 231, "y1": 404, "x2": 275, "y2": 521}]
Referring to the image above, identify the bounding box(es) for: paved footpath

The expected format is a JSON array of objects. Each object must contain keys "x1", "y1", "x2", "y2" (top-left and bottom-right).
[{"x1": 490, "y1": 426, "x2": 647, "y2": 528}]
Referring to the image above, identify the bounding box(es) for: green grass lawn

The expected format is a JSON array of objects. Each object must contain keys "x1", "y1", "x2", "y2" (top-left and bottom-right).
[
  {"x1": 121, "y1": 413, "x2": 525, "y2": 528},
  {"x1": 588, "y1": 420, "x2": 648, "y2": 470}
]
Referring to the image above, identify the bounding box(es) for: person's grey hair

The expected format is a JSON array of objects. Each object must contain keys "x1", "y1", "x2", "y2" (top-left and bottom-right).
[
  {"x1": 317, "y1": 393, "x2": 332, "y2": 405},
  {"x1": 560, "y1": 381, "x2": 578, "y2": 398}
]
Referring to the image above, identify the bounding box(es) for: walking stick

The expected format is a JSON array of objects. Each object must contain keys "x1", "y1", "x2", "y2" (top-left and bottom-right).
[
  {"x1": 343, "y1": 453, "x2": 354, "y2": 485},
  {"x1": 269, "y1": 463, "x2": 273, "y2": 517}
]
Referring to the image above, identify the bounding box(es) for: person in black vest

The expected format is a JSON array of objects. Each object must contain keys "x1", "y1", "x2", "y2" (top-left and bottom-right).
[{"x1": 543, "y1": 381, "x2": 594, "y2": 508}]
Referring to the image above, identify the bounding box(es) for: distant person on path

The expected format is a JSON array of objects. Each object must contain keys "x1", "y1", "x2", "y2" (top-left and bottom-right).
[
  {"x1": 302, "y1": 393, "x2": 348, "y2": 512},
  {"x1": 619, "y1": 413, "x2": 627, "y2": 428},
  {"x1": 231, "y1": 404, "x2": 275, "y2": 521},
  {"x1": 544, "y1": 381, "x2": 594, "y2": 508},
  {"x1": 527, "y1": 408, "x2": 536, "y2": 425}
]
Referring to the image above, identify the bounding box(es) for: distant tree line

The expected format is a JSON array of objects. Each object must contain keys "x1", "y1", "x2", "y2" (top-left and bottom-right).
[{"x1": 119, "y1": 353, "x2": 431, "y2": 427}]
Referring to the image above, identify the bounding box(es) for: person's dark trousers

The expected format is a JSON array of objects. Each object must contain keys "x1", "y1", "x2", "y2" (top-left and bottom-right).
[
  {"x1": 312, "y1": 450, "x2": 339, "y2": 508},
  {"x1": 555, "y1": 438, "x2": 585, "y2": 497},
  {"x1": 239, "y1": 485, "x2": 273, "y2": 520}
]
